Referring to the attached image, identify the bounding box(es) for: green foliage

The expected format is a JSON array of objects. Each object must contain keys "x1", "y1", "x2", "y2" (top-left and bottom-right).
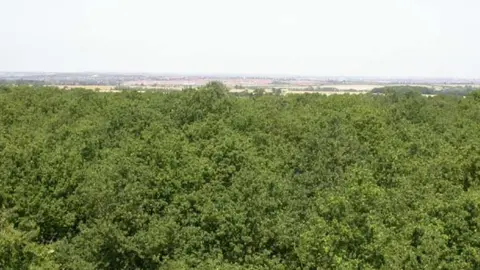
[
  {"x1": 1, "y1": 83, "x2": 480, "y2": 269},
  {"x1": 372, "y1": 85, "x2": 480, "y2": 96},
  {"x1": 371, "y1": 85, "x2": 436, "y2": 95}
]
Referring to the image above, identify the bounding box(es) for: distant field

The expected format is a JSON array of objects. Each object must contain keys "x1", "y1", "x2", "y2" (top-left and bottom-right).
[
  {"x1": 285, "y1": 90, "x2": 368, "y2": 95},
  {"x1": 54, "y1": 84, "x2": 376, "y2": 93},
  {"x1": 52, "y1": 85, "x2": 118, "y2": 92},
  {"x1": 51, "y1": 83, "x2": 480, "y2": 96},
  {"x1": 320, "y1": 84, "x2": 384, "y2": 91}
]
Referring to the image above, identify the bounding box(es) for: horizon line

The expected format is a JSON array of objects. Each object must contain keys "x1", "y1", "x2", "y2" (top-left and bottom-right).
[{"x1": 1, "y1": 71, "x2": 479, "y2": 81}]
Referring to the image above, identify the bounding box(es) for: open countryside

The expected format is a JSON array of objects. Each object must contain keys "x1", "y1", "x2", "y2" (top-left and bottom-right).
[
  {"x1": 2, "y1": 0, "x2": 480, "y2": 268},
  {"x1": 2, "y1": 72, "x2": 478, "y2": 96}
]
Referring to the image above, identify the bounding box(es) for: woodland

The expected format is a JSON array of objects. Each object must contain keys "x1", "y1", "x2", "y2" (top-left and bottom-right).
[{"x1": 1, "y1": 83, "x2": 480, "y2": 269}]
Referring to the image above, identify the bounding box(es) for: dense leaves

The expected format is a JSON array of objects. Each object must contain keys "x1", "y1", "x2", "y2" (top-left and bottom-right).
[{"x1": 1, "y1": 84, "x2": 480, "y2": 269}]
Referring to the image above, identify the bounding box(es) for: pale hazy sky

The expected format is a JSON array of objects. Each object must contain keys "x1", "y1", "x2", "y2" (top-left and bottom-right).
[{"x1": 1, "y1": 0, "x2": 479, "y2": 77}]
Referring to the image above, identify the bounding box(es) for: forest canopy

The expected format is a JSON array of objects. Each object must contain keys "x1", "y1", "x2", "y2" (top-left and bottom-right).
[{"x1": 1, "y1": 83, "x2": 480, "y2": 269}]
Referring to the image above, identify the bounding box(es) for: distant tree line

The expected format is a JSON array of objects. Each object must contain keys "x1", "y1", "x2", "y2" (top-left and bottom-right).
[{"x1": 371, "y1": 85, "x2": 480, "y2": 96}]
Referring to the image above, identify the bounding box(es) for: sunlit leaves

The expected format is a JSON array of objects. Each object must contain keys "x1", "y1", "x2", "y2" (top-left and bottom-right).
[{"x1": 1, "y1": 85, "x2": 480, "y2": 268}]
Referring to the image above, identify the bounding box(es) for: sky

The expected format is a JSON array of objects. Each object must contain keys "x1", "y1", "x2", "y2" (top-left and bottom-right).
[{"x1": 1, "y1": 0, "x2": 479, "y2": 78}]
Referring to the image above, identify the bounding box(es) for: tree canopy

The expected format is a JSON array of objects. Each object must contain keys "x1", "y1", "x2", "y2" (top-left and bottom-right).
[{"x1": 1, "y1": 83, "x2": 480, "y2": 269}]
